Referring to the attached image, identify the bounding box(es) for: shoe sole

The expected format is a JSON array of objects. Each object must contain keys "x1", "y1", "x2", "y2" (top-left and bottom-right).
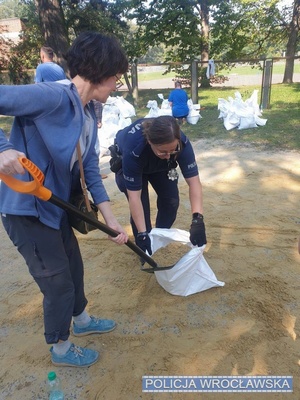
[
  {"x1": 51, "y1": 354, "x2": 99, "y2": 368},
  {"x1": 73, "y1": 324, "x2": 116, "y2": 337}
]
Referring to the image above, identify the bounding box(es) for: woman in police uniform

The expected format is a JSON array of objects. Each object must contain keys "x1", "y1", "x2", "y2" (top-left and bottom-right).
[{"x1": 111, "y1": 115, "x2": 207, "y2": 259}]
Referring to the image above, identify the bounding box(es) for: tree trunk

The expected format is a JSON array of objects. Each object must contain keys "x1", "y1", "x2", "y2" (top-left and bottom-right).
[
  {"x1": 283, "y1": 0, "x2": 300, "y2": 83},
  {"x1": 36, "y1": 0, "x2": 69, "y2": 72},
  {"x1": 199, "y1": 0, "x2": 210, "y2": 88}
]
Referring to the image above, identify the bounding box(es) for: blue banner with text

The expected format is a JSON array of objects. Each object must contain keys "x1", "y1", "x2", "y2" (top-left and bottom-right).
[{"x1": 142, "y1": 376, "x2": 293, "y2": 393}]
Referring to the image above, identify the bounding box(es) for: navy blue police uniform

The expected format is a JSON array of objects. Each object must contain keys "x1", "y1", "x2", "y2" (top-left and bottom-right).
[{"x1": 114, "y1": 118, "x2": 199, "y2": 238}]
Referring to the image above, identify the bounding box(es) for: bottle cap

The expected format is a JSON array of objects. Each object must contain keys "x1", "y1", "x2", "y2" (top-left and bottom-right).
[{"x1": 48, "y1": 371, "x2": 57, "y2": 381}]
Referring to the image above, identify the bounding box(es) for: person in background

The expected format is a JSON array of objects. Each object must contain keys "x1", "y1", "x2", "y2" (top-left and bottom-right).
[
  {"x1": 0, "y1": 32, "x2": 128, "y2": 368},
  {"x1": 168, "y1": 81, "x2": 189, "y2": 125},
  {"x1": 34, "y1": 46, "x2": 67, "y2": 83},
  {"x1": 110, "y1": 115, "x2": 206, "y2": 261},
  {"x1": 92, "y1": 99, "x2": 103, "y2": 129},
  {"x1": 92, "y1": 99, "x2": 108, "y2": 179}
]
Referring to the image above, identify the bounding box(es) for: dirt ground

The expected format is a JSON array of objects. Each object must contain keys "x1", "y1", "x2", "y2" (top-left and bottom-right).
[{"x1": 1, "y1": 138, "x2": 300, "y2": 400}]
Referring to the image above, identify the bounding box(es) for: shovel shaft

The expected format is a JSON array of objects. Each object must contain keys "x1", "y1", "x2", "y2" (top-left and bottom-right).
[
  {"x1": 0, "y1": 157, "x2": 174, "y2": 272},
  {"x1": 50, "y1": 194, "x2": 159, "y2": 269}
]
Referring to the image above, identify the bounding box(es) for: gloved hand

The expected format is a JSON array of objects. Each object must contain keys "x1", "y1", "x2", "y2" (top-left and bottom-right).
[
  {"x1": 136, "y1": 231, "x2": 152, "y2": 265},
  {"x1": 109, "y1": 144, "x2": 122, "y2": 173},
  {"x1": 189, "y1": 213, "x2": 207, "y2": 247}
]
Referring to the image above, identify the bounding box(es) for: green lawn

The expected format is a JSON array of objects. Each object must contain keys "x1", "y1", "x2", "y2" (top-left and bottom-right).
[
  {"x1": 1, "y1": 82, "x2": 299, "y2": 150},
  {"x1": 127, "y1": 82, "x2": 300, "y2": 150},
  {"x1": 137, "y1": 70, "x2": 176, "y2": 81},
  {"x1": 219, "y1": 61, "x2": 300, "y2": 75},
  {"x1": 135, "y1": 62, "x2": 300, "y2": 81}
]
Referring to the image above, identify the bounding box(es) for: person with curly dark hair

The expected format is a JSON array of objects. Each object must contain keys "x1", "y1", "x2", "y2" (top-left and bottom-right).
[{"x1": 0, "y1": 32, "x2": 129, "y2": 367}]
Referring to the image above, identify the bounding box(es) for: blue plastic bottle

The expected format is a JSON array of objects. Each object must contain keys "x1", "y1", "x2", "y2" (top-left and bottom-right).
[{"x1": 47, "y1": 371, "x2": 65, "y2": 400}]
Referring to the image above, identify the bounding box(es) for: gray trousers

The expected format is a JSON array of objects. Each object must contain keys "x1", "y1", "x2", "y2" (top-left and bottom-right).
[{"x1": 1, "y1": 213, "x2": 88, "y2": 344}]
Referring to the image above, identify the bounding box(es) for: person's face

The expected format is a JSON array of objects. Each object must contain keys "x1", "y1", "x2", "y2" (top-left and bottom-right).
[
  {"x1": 149, "y1": 139, "x2": 180, "y2": 160},
  {"x1": 93, "y1": 74, "x2": 124, "y2": 103}
]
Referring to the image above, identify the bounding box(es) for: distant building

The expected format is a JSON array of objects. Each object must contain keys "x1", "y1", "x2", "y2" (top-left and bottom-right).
[{"x1": 0, "y1": 17, "x2": 25, "y2": 45}]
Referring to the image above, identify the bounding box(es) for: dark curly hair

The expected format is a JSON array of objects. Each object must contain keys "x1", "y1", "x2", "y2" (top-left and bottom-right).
[
  {"x1": 142, "y1": 116, "x2": 181, "y2": 145},
  {"x1": 64, "y1": 31, "x2": 128, "y2": 84}
]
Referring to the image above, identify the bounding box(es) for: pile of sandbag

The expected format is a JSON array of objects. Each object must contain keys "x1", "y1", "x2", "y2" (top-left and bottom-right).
[
  {"x1": 218, "y1": 90, "x2": 267, "y2": 130},
  {"x1": 96, "y1": 96, "x2": 135, "y2": 158},
  {"x1": 144, "y1": 94, "x2": 201, "y2": 125},
  {"x1": 187, "y1": 99, "x2": 202, "y2": 125},
  {"x1": 144, "y1": 94, "x2": 172, "y2": 118}
]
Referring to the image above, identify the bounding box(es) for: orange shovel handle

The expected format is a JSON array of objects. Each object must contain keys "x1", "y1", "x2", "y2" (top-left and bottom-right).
[
  {"x1": 0, "y1": 158, "x2": 175, "y2": 272},
  {"x1": 0, "y1": 157, "x2": 52, "y2": 201}
]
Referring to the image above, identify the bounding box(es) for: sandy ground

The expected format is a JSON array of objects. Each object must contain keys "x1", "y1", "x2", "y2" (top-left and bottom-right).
[{"x1": 1, "y1": 138, "x2": 300, "y2": 400}]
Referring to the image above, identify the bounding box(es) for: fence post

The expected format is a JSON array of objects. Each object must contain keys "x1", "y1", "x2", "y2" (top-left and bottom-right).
[
  {"x1": 131, "y1": 62, "x2": 138, "y2": 107},
  {"x1": 260, "y1": 59, "x2": 273, "y2": 110},
  {"x1": 191, "y1": 60, "x2": 198, "y2": 104}
]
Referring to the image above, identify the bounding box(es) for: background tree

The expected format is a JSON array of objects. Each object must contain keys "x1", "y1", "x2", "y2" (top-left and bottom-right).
[
  {"x1": 0, "y1": 0, "x2": 21, "y2": 18},
  {"x1": 1, "y1": 0, "x2": 298, "y2": 84},
  {"x1": 282, "y1": 0, "x2": 300, "y2": 83},
  {"x1": 130, "y1": 0, "x2": 299, "y2": 85},
  {"x1": 36, "y1": 0, "x2": 69, "y2": 69},
  {"x1": 2, "y1": 0, "x2": 134, "y2": 80},
  {"x1": 0, "y1": 24, "x2": 12, "y2": 82}
]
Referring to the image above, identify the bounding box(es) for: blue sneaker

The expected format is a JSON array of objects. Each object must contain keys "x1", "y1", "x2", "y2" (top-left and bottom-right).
[
  {"x1": 73, "y1": 316, "x2": 116, "y2": 337},
  {"x1": 50, "y1": 343, "x2": 99, "y2": 367}
]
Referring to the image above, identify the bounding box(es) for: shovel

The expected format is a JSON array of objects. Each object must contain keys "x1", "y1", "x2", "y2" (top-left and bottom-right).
[{"x1": 0, "y1": 157, "x2": 175, "y2": 273}]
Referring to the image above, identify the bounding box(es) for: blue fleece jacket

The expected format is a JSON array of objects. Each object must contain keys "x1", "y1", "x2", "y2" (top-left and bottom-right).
[{"x1": 0, "y1": 81, "x2": 109, "y2": 229}]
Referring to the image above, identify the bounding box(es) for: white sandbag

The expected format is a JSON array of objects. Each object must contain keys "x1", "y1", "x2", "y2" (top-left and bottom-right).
[
  {"x1": 158, "y1": 95, "x2": 173, "y2": 116},
  {"x1": 187, "y1": 112, "x2": 201, "y2": 125},
  {"x1": 223, "y1": 112, "x2": 240, "y2": 130},
  {"x1": 255, "y1": 115, "x2": 268, "y2": 126},
  {"x1": 187, "y1": 99, "x2": 201, "y2": 124},
  {"x1": 218, "y1": 98, "x2": 229, "y2": 119},
  {"x1": 245, "y1": 90, "x2": 262, "y2": 116},
  {"x1": 97, "y1": 97, "x2": 134, "y2": 158},
  {"x1": 218, "y1": 90, "x2": 267, "y2": 131},
  {"x1": 161, "y1": 99, "x2": 171, "y2": 110},
  {"x1": 238, "y1": 115, "x2": 257, "y2": 130},
  {"x1": 159, "y1": 109, "x2": 173, "y2": 116},
  {"x1": 149, "y1": 228, "x2": 224, "y2": 297},
  {"x1": 144, "y1": 100, "x2": 160, "y2": 118},
  {"x1": 187, "y1": 98, "x2": 194, "y2": 110},
  {"x1": 98, "y1": 122, "x2": 120, "y2": 157},
  {"x1": 157, "y1": 93, "x2": 171, "y2": 111},
  {"x1": 113, "y1": 96, "x2": 136, "y2": 119}
]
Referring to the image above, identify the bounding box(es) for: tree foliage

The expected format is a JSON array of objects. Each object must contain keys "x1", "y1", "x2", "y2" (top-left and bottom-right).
[
  {"x1": 282, "y1": 0, "x2": 300, "y2": 82},
  {"x1": 0, "y1": 0, "x2": 298, "y2": 84},
  {"x1": 129, "y1": 0, "x2": 299, "y2": 83},
  {"x1": 0, "y1": 0, "x2": 22, "y2": 18}
]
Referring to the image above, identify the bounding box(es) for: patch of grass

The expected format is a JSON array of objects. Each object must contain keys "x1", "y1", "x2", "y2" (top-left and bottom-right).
[
  {"x1": 137, "y1": 70, "x2": 176, "y2": 81},
  {"x1": 1, "y1": 83, "x2": 299, "y2": 151},
  {"x1": 0, "y1": 116, "x2": 13, "y2": 137},
  {"x1": 127, "y1": 82, "x2": 300, "y2": 151},
  {"x1": 217, "y1": 61, "x2": 300, "y2": 76},
  {"x1": 135, "y1": 62, "x2": 300, "y2": 80}
]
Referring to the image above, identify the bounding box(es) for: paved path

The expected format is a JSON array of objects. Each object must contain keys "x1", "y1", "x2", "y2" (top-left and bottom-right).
[{"x1": 134, "y1": 73, "x2": 300, "y2": 90}]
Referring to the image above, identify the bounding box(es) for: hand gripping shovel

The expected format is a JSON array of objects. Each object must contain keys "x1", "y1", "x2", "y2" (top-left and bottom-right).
[{"x1": 0, "y1": 157, "x2": 175, "y2": 273}]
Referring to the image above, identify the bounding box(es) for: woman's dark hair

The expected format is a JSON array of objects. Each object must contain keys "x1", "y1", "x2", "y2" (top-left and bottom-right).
[
  {"x1": 65, "y1": 31, "x2": 128, "y2": 84},
  {"x1": 142, "y1": 116, "x2": 181, "y2": 145}
]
